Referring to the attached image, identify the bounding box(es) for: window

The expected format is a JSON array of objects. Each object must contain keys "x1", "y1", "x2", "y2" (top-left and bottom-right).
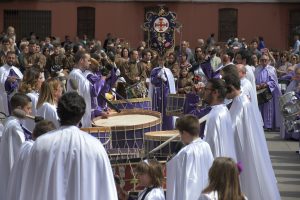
[
  {"x1": 289, "y1": 10, "x2": 300, "y2": 47},
  {"x1": 218, "y1": 8, "x2": 238, "y2": 42},
  {"x1": 77, "y1": 7, "x2": 95, "y2": 39},
  {"x1": 4, "y1": 10, "x2": 51, "y2": 41}
]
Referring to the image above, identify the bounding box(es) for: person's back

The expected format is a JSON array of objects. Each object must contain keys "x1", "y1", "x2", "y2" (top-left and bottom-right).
[
  {"x1": 0, "y1": 93, "x2": 32, "y2": 200},
  {"x1": 6, "y1": 140, "x2": 33, "y2": 200},
  {"x1": 204, "y1": 104, "x2": 236, "y2": 160},
  {"x1": 37, "y1": 102, "x2": 59, "y2": 128},
  {"x1": 167, "y1": 115, "x2": 214, "y2": 200},
  {"x1": 168, "y1": 138, "x2": 213, "y2": 200},
  {"x1": 18, "y1": 92, "x2": 117, "y2": 200},
  {"x1": 0, "y1": 115, "x2": 25, "y2": 199},
  {"x1": 224, "y1": 72, "x2": 280, "y2": 200},
  {"x1": 7, "y1": 120, "x2": 56, "y2": 200},
  {"x1": 20, "y1": 126, "x2": 116, "y2": 200}
]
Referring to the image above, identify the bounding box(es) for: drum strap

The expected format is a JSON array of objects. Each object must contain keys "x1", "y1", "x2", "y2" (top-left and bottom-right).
[{"x1": 140, "y1": 187, "x2": 154, "y2": 200}]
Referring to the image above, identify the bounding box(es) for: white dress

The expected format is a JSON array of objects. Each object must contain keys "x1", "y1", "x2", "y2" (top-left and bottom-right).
[
  {"x1": 204, "y1": 104, "x2": 237, "y2": 160},
  {"x1": 229, "y1": 93, "x2": 280, "y2": 200},
  {"x1": 166, "y1": 138, "x2": 214, "y2": 200},
  {"x1": 17, "y1": 126, "x2": 117, "y2": 200},
  {"x1": 137, "y1": 187, "x2": 165, "y2": 200}
]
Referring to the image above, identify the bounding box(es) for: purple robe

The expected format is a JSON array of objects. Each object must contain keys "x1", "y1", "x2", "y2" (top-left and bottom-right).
[
  {"x1": 5, "y1": 69, "x2": 21, "y2": 114},
  {"x1": 98, "y1": 68, "x2": 118, "y2": 111},
  {"x1": 150, "y1": 67, "x2": 173, "y2": 130},
  {"x1": 255, "y1": 65, "x2": 282, "y2": 129},
  {"x1": 86, "y1": 72, "x2": 105, "y2": 118},
  {"x1": 189, "y1": 106, "x2": 212, "y2": 138}
]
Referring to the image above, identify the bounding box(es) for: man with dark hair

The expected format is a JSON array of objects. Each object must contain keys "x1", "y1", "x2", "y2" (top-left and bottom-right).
[
  {"x1": 120, "y1": 49, "x2": 147, "y2": 98},
  {"x1": 17, "y1": 92, "x2": 117, "y2": 200},
  {"x1": 202, "y1": 78, "x2": 237, "y2": 159},
  {"x1": 0, "y1": 93, "x2": 32, "y2": 199},
  {"x1": 62, "y1": 44, "x2": 75, "y2": 74},
  {"x1": 167, "y1": 114, "x2": 213, "y2": 200},
  {"x1": 149, "y1": 56, "x2": 176, "y2": 130},
  {"x1": 224, "y1": 72, "x2": 280, "y2": 200},
  {"x1": 0, "y1": 51, "x2": 23, "y2": 115},
  {"x1": 235, "y1": 50, "x2": 256, "y2": 89},
  {"x1": 23, "y1": 39, "x2": 46, "y2": 69},
  {"x1": 0, "y1": 37, "x2": 12, "y2": 66},
  {"x1": 123, "y1": 49, "x2": 146, "y2": 85},
  {"x1": 67, "y1": 52, "x2": 92, "y2": 127},
  {"x1": 45, "y1": 42, "x2": 66, "y2": 76},
  {"x1": 138, "y1": 49, "x2": 152, "y2": 79}
]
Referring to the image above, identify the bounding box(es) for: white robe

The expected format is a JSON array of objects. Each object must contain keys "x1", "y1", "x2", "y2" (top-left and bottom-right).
[
  {"x1": 166, "y1": 138, "x2": 214, "y2": 200},
  {"x1": 241, "y1": 77, "x2": 257, "y2": 105},
  {"x1": 0, "y1": 64, "x2": 23, "y2": 115},
  {"x1": 245, "y1": 64, "x2": 256, "y2": 90},
  {"x1": 241, "y1": 77, "x2": 263, "y2": 126},
  {"x1": 18, "y1": 126, "x2": 117, "y2": 200},
  {"x1": 148, "y1": 66, "x2": 176, "y2": 98},
  {"x1": 7, "y1": 140, "x2": 34, "y2": 200},
  {"x1": 229, "y1": 93, "x2": 280, "y2": 200},
  {"x1": 37, "y1": 102, "x2": 59, "y2": 128},
  {"x1": 24, "y1": 92, "x2": 39, "y2": 132},
  {"x1": 204, "y1": 104, "x2": 237, "y2": 160},
  {"x1": 0, "y1": 116, "x2": 25, "y2": 200},
  {"x1": 138, "y1": 187, "x2": 165, "y2": 200},
  {"x1": 67, "y1": 68, "x2": 91, "y2": 127}
]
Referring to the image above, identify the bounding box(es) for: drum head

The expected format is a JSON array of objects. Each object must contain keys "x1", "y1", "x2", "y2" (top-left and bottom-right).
[
  {"x1": 144, "y1": 130, "x2": 180, "y2": 141},
  {"x1": 92, "y1": 109, "x2": 161, "y2": 131}
]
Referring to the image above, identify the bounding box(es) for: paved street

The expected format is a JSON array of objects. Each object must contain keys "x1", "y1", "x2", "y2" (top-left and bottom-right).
[{"x1": 266, "y1": 132, "x2": 300, "y2": 200}]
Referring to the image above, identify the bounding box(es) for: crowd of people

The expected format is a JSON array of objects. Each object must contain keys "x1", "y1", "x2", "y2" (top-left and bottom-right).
[{"x1": 0, "y1": 25, "x2": 299, "y2": 200}]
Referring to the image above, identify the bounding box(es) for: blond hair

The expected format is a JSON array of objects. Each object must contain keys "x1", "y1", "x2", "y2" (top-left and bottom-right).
[{"x1": 37, "y1": 78, "x2": 61, "y2": 109}]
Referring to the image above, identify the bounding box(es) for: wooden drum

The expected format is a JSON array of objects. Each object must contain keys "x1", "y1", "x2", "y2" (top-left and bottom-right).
[
  {"x1": 80, "y1": 127, "x2": 112, "y2": 150},
  {"x1": 144, "y1": 130, "x2": 181, "y2": 157},
  {"x1": 93, "y1": 109, "x2": 161, "y2": 149},
  {"x1": 111, "y1": 97, "x2": 152, "y2": 110},
  {"x1": 166, "y1": 94, "x2": 186, "y2": 116}
]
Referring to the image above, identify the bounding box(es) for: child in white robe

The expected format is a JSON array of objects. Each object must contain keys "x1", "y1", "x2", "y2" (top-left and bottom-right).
[
  {"x1": 0, "y1": 93, "x2": 32, "y2": 200},
  {"x1": 167, "y1": 115, "x2": 214, "y2": 200},
  {"x1": 7, "y1": 120, "x2": 56, "y2": 200}
]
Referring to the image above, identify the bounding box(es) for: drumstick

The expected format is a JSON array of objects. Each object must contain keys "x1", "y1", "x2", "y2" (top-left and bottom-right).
[{"x1": 148, "y1": 114, "x2": 209, "y2": 154}]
